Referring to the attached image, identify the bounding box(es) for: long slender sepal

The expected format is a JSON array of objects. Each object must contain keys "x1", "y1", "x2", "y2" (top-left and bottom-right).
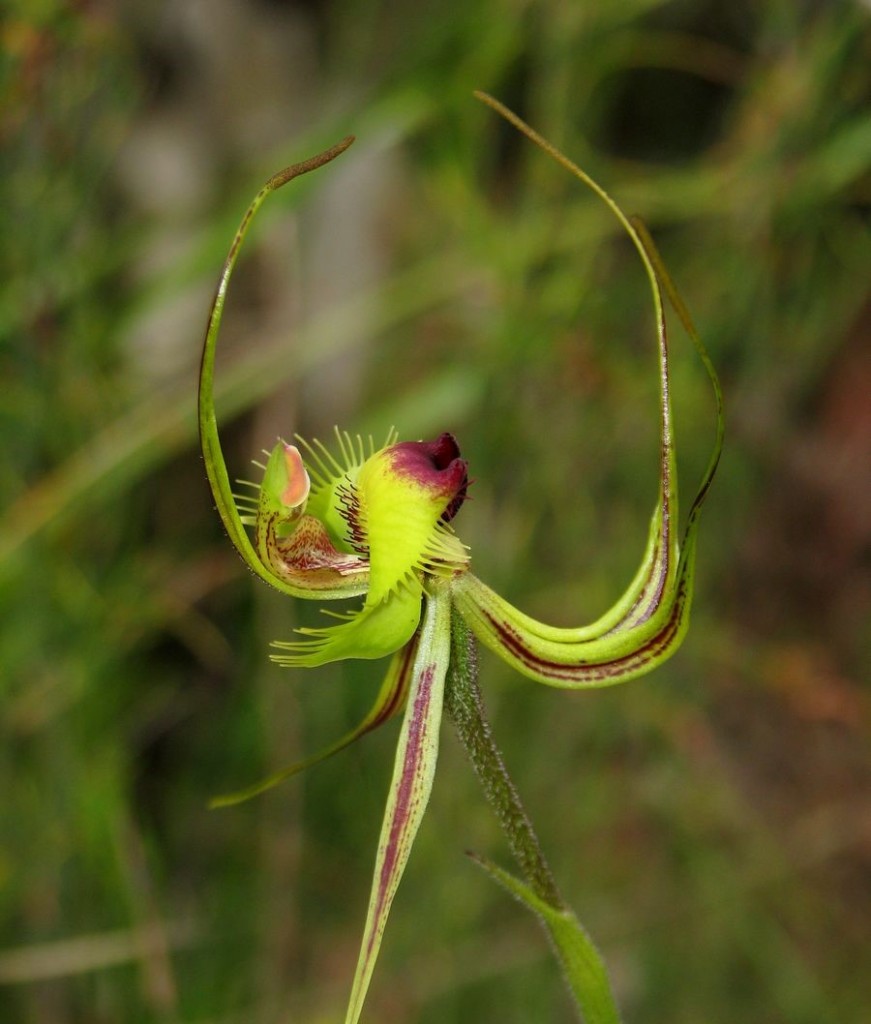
[
  {"x1": 630, "y1": 218, "x2": 725, "y2": 524},
  {"x1": 458, "y1": 93, "x2": 725, "y2": 688},
  {"x1": 343, "y1": 585, "x2": 451, "y2": 1024},
  {"x1": 209, "y1": 635, "x2": 420, "y2": 808},
  {"x1": 474, "y1": 90, "x2": 678, "y2": 633},
  {"x1": 198, "y1": 138, "x2": 367, "y2": 601}
]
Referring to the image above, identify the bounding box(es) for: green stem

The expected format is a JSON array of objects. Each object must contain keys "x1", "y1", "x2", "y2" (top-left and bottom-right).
[
  {"x1": 445, "y1": 607, "x2": 623, "y2": 1023},
  {"x1": 445, "y1": 608, "x2": 563, "y2": 907}
]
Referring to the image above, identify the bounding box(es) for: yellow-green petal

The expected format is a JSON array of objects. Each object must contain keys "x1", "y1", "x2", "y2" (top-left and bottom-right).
[
  {"x1": 270, "y1": 580, "x2": 424, "y2": 668},
  {"x1": 355, "y1": 433, "x2": 470, "y2": 604}
]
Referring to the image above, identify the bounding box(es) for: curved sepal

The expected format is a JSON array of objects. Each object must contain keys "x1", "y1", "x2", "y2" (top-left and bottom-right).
[
  {"x1": 474, "y1": 92, "x2": 680, "y2": 633},
  {"x1": 209, "y1": 635, "x2": 420, "y2": 808},
  {"x1": 198, "y1": 137, "x2": 369, "y2": 601},
  {"x1": 630, "y1": 218, "x2": 724, "y2": 529},
  {"x1": 343, "y1": 585, "x2": 451, "y2": 1024},
  {"x1": 453, "y1": 549, "x2": 695, "y2": 689},
  {"x1": 457, "y1": 94, "x2": 724, "y2": 688},
  {"x1": 451, "y1": 221, "x2": 724, "y2": 689}
]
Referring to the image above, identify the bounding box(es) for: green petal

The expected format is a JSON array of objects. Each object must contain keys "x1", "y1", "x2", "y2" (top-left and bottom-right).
[
  {"x1": 270, "y1": 580, "x2": 424, "y2": 668},
  {"x1": 343, "y1": 585, "x2": 451, "y2": 1024},
  {"x1": 198, "y1": 137, "x2": 368, "y2": 602},
  {"x1": 209, "y1": 635, "x2": 420, "y2": 808},
  {"x1": 453, "y1": 557, "x2": 693, "y2": 688}
]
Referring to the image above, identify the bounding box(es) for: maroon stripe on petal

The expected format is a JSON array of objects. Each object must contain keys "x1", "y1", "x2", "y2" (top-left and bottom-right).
[
  {"x1": 371, "y1": 640, "x2": 418, "y2": 729},
  {"x1": 484, "y1": 578, "x2": 688, "y2": 683},
  {"x1": 607, "y1": 509, "x2": 670, "y2": 634},
  {"x1": 365, "y1": 662, "x2": 436, "y2": 960}
]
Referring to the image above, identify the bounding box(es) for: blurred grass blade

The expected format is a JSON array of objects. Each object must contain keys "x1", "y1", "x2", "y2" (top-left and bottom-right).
[
  {"x1": 470, "y1": 853, "x2": 622, "y2": 1024},
  {"x1": 344, "y1": 586, "x2": 451, "y2": 1024}
]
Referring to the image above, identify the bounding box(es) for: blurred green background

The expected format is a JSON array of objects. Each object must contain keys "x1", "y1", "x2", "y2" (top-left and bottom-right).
[{"x1": 2, "y1": 1, "x2": 870, "y2": 1021}]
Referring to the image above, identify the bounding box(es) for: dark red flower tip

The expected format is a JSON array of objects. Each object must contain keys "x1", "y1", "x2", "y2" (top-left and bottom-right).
[{"x1": 388, "y1": 432, "x2": 469, "y2": 522}]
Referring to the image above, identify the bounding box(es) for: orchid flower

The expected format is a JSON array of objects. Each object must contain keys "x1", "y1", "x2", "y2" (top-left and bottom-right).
[{"x1": 198, "y1": 95, "x2": 723, "y2": 1023}]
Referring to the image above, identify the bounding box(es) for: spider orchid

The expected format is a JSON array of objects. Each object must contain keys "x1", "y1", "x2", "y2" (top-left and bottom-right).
[{"x1": 198, "y1": 95, "x2": 723, "y2": 1024}]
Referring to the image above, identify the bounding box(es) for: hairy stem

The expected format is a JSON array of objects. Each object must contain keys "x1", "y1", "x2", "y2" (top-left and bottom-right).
[
  {"x1": 445, "y1": 608, "x2": 563, "y2": 907},
  {"x1": 445, "y1": 607, "x2": 623, "y2": 1023}
]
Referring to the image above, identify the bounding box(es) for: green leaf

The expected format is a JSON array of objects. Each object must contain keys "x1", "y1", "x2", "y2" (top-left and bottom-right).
[{"x1": 470, "y1": 853, "x2": 622, "y2": 1024}]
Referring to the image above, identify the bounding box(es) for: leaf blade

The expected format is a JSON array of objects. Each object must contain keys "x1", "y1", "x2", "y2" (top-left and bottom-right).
[{"x1": 471, "y1": 853, "x2": 622, "y2": 1024}]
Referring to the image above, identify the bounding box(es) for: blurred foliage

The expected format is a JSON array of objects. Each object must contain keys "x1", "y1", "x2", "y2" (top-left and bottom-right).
[{"x1": 1, "y1": 1, "x2": 870, "y2": 1022}]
